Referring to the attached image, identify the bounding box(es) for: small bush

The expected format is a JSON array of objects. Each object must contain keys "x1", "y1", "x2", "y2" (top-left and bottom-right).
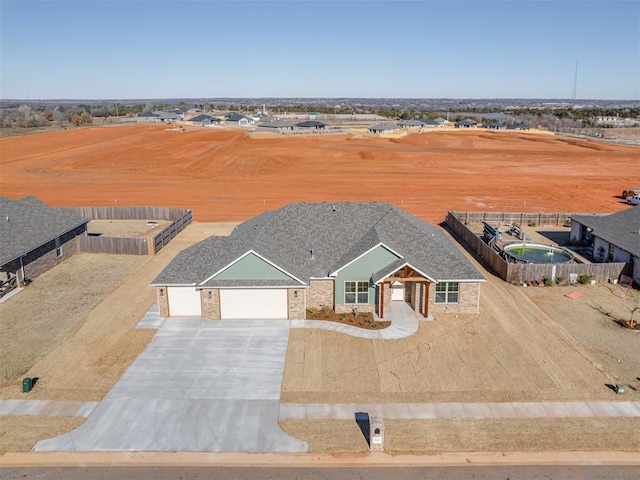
[
  {"x1": 578, "y1": 274, "x2": 592, "y2": 285},
  {"x1": 543, "y1": 277, "x2": 554, "y2": 287},
  {"x1": 528, "y1": 222, "x2": 538, "y2": 227}
]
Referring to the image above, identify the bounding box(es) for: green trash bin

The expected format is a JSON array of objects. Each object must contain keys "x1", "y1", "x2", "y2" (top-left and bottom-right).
[{"x1": 22, "y1": 377, "x2": 32, "y2": 393}]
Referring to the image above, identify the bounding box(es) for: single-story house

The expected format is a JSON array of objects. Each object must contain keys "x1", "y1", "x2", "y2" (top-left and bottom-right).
[
  {"x1": 188, "y1": 114, "x2": 221, "y2": 126},
  {"x1": 295, "y1": 120, "x2": 327, "y2": 130},
  {"x1": 368, "y1": 122, "x2": 399, "y2": 134},
  {"x1": 570, "y1": 206, "x2": 640, "y2": 284},
  {"x1": 258, "y1": 120, "x2": 295, "y2": 133},
  {"x1": 455, "y1": 119, "x2": 476, "y2": 128},
  {"x1": 225, "y1": 112, "x2": 254, "y2": 126},
  {"x1": 136, "y1": 111, "x2": 160, "y2": 122},
  {"x1": 483, "y1": 122, "x2": 506, "y2": 130},
  {"x1": 0, "y1": 196, "x2": 89, "y2": 296},
  {"x1": 152, "y1": 202, "x2": 486, "y2": 319},
  {"x1": 398, "y1": 119, "x2": 426, "y2": 129}
]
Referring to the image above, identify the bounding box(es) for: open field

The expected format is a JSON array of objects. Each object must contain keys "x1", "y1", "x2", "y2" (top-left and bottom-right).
[{"x1": 1, "y1": 125, "x2": 638, "y2": 224}]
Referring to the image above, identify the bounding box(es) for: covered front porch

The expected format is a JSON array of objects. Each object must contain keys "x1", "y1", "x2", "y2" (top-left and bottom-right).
[{"x1": 375, "y1": 264, "x2": 433, "y2": 320}]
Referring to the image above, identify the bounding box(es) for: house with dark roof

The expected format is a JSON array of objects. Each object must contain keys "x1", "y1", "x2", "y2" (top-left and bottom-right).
[
  {"x1": 188, "y1": 114, "x2": 221, "y2": 126},
  {"x1": 455, "y1": 119, "x2": 476, "y2": 128},
  {"x1": 368, "y1": 122, "x2": 399, "y2": 134},
  {"x1": 397, "y1": 119, "x2": 426, "y2": 129},
  {"x1": 570, "y1": 207, "x2": 640, "y2": 283},
  {"x1": 258, "y1": 119, "x2": 295, "y2": 133},
  {"x1": 0, "y1": 196, "x2": 89, "y2": 296},
  {"x1": 295, "y1": 120, "x2": 327, "y2": 130},
  {"x1": 225, "y1": 112, "x2": 253, "y2": 126},
  {"x1": 152, "y1": 203, "x2": 485, "y2": 319}
]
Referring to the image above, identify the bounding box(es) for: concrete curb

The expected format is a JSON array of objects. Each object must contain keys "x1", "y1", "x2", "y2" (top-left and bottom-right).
[{"x1": 1, "y1": 451, "x2": 639, "y2": 467}]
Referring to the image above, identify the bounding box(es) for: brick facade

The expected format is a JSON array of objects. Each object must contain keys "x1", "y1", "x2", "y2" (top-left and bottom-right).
[
  {"x1": 157, "y1": 287, "x2": 169, "y2": 316},
  {"x1": 307, "y1": 279, "x2": 334, "y2": 309},
  {"x1": 428, "y1": 282, "x2": 481, "y2": 314},
  {"x1": 7, "y1": 226, "x2": 86, "y2": 285},
  {"x1": 288, "y1": 288, "x2": 305, "y2": 319},
  {"x1": 201, "y1": 289, "x2": 221, "y2": 320}
]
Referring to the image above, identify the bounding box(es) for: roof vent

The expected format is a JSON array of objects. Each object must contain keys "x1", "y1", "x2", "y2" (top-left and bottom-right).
[
  {"x1": 254, "y1": 224, "x2": 258, "y2": 229},
  {"x1": 332, "y1": 205, "x2": 336, "y2": 212},
  {"x1": 310, "y1": 249, "x2": 315, "y2": 260},
  {"x1": 5, "y1": 216, "x2": 9, "y2": 222}
]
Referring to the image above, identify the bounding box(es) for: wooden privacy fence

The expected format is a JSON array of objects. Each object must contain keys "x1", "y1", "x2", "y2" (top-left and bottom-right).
[
  {"x1": 450, "y1": 210, "x2": 574, "y2": 227},
  {"x1": 66, "y1": 206, "x2": 192, "y2": 255},
  {"x1": 446, "y1": 211, "x2": 628, "y2": 284},
  {"x1": 77, "y1": 235, "x2": 150, "y2": 255}
]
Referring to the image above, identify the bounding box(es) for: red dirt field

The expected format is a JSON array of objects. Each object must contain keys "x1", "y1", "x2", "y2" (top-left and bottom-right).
[{"x1": 1, "y1": 124, "x2": 638, "y2": 224}]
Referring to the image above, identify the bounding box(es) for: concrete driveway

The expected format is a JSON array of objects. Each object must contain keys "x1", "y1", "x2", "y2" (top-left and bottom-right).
[{"x1": 35, "y1": 318, "x2": 308, "y2": 452}]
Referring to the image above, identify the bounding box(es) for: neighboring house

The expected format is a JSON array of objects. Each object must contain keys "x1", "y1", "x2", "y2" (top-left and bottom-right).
[
  {"x1": 155, "y1": 111, "x2": 182, "y2": 123},
  {"x1": 188, "y1": 114, "x2": 221, "y2": 126},
  {"x1": 398, "y1": 119, "x2": 425, "y2": 129},
  {"x1": 368, "y1": 122, "x2": 399, "y2": 134},
  {"x1": 506, "y1": 123, "x2": 529, "y2": 131},
  {"x1": 225, "y1": 112, "x2": 253, "y2": 125},
  {"x1": 483, "y1": 122, "x2": 507, "y2": 130},
  {"x1": 455, "y1": 119, "x2": 476, "y2": 128},
  {"x1": 416, "y1": 118, "x2": 443, "y2": 128},
  {"x1": 570, "y1": 206, "x2": 640, "y2": 284},
  {"x1": 136, "y1": 111, "x2": 160, "y2": 122},
  {"x1": 152, "y1": 202, "x2": 485, "y2": 319},
  {"x1": 258, "y1": 120, "x2": 295, "y2": 133},
  {"x1": 295, "y1": 120, "x2": 327, "y2": 130},
  {"x1": 0, "y1": 196, "x2": 89, "y2": 296}
]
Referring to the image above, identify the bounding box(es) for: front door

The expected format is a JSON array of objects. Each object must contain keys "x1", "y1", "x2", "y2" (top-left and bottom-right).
[{"x1": 391, "y1": 281, "x2": 404, "y2": 301}]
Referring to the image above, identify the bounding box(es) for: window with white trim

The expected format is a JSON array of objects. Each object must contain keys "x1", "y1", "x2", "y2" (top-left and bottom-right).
[
  {"x1": 55, "y1": 237, "x2": 62, "y2": 258},
  {"x1": 435, "y1": 282, "x2": 459, "y2": 304},
  {"x1": 345, "y1": 281, "x2": 368, "y2": 304}
]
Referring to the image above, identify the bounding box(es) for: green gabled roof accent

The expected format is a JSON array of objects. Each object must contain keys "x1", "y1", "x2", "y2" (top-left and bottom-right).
[{"x1": 210, "y1": 252, "x2": 296, "y2": 281}]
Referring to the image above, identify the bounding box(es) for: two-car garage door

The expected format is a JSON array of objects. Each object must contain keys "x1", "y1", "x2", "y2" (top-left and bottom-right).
[
  {"x1": 220, "y1": 289, "x2": 288, "y2": 319},
  {"x1": 166, "y1": 287, "x2": 289, "y2": 319}
]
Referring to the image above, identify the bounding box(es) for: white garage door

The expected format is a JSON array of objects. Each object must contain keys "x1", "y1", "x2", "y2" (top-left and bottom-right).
[
  {"x1": 220, "y1": 289, "x2": 288, "y2": 319},
  {"x1": 167, "y1": 287, "x2": 202, "y2": 316}
]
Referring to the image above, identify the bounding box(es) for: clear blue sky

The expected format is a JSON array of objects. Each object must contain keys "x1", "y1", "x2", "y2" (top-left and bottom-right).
[{"x1": 1, "y1": 0, "x2": 638, "y2": 99}]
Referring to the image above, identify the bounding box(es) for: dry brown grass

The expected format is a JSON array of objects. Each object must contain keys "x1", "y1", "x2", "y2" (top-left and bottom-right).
[
  {"x1": 279, "y1": 419, "x2": 369, "y2": 453},
  {"x1": 0, "y1": 222, "x2": 233, "y2": 402},
  {"x1": 0, "y1": 416, "x2": 85, "y2": 453},
  {"x1": 385, "y1": 417, "x2": 640, "y2": 452},
  {"x1": 282, "y1": 276, "x2": 618, "y2": 404},
  {"x1": 0, "y1": 253, "x2": 150, "y2": 383}
]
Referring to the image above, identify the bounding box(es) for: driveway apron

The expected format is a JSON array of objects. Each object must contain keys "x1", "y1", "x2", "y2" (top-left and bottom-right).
[{"x1": 35, "y1": 318, "x2": 308, "y2": 452}]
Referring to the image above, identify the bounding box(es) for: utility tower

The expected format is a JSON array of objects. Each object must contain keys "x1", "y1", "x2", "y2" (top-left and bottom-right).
[{"x1": 572, "y1": 60, "x2": 578, "y2": 100}]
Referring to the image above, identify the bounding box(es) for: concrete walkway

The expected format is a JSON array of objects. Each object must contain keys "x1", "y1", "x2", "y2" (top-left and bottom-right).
[
  {"x1": 280, "y1": 401, "x2": 640, "y2": 420},
  {"x1": 291, "y1": 301, "x2": 421, "y2": 339},
  {"x1": 34, "y1": 319, "x2": 308, "y2": 452},
  {"x1": 0, "y1": 399, "x2": 97, "y2": 417}
]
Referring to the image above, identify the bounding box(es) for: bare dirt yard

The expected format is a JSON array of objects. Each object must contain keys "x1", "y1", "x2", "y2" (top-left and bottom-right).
[
  {"x1": 1, "y1": 125, "x2": 638, "y2": 225},
  {"x1": 86, "y1": 219, "x2": 171, "y2": 238}
]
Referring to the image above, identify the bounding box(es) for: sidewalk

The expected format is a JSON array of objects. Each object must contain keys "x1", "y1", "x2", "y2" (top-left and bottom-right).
[
  {"x1": 0, "y1": 399, "x2": 97, "y2": 417},
  {"x1": 291, "y1": 301, "x2": 421, "y2": 339},
  {"x1": 280, "y1": 401, "x2": 640, "y2": 420}
]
